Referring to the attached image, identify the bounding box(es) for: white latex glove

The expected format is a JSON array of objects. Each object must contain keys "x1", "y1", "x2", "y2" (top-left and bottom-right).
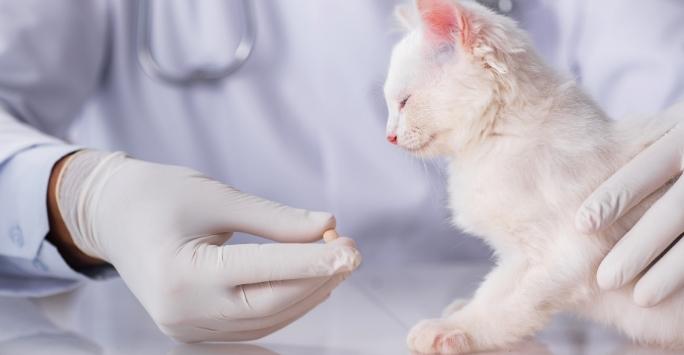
[
  {"x1": 55, "y1": 151, "x2": 361, "y2": 342},
  {"x1": 576, "y1": 115, "x2": 684, "y2": 307}
]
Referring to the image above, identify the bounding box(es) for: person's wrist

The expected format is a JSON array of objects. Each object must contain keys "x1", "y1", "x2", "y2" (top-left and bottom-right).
[{"x1": 47, "y1": 151, "x2": 106, "y2": 269}]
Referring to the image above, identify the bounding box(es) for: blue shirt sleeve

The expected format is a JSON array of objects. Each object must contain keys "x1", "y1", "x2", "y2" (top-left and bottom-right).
[{"x1": 0, "y1": 144, "x2": 93, "y2": 297}]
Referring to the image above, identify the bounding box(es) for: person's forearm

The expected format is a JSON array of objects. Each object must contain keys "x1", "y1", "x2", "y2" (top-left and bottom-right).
[{"x1": 46, "y1": 151, "x2": 105, "y2": 269}]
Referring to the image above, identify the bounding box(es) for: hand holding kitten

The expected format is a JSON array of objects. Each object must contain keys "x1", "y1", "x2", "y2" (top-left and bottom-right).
[{"x1": 577, "y1": 106, "x2": 684, "y2": 308}]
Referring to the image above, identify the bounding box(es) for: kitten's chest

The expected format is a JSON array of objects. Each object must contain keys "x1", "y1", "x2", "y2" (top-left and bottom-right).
[{"x1": 446, "y1": 162, "x2": 547, "y2": 246}]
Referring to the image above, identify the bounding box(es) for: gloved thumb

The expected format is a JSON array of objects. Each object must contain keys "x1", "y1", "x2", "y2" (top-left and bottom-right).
[{"x1": 215, "y1": 187, "x2": 336, "y2": 243}]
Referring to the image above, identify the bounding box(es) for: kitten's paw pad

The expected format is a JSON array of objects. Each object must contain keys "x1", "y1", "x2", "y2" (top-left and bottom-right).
[
  {"x1": 407, "y1": 319, "x2": 471, "y2": 354},
  {"x1": 441, "y1": 298, "x2": 468, "y2": 318}
]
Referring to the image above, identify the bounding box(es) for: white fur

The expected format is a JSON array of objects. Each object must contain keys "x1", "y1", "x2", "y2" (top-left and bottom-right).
[{"x1": 384, "y1": 1, "x2": 684, "y2": 353}]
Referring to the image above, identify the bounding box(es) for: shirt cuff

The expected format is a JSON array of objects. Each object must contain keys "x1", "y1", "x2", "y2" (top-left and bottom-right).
[
  {"x1": 0, "y1": 144, "x2": 108, "y2": 296},
  {"x1": 0, "y1": 144, "x2": 80, "y2": 258}
]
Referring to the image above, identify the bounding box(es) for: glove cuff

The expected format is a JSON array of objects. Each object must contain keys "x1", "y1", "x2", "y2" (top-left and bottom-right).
[{"x1": 56, "y1": 150, "x2": 126, "y2": 261}]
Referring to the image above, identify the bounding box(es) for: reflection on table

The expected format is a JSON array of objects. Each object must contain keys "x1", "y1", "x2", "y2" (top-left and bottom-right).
[{"x1": 1, "y1": 263, "x2": 682, "y2": 355}]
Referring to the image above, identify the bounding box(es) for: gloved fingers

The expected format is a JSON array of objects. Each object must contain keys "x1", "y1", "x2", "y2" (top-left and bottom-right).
[
  {"x1": 575, "y1": 124, "x2": 684, "y2": 233},
  {"x1": 215, "y1": 187, "x2": 336, "y2": 243},
  {"x1": 633, "y1": 235, "x2": 684, "y2": 307},
  {"x1": 329, "y1": 236, "x2": 357, "y2": 249},
  {"x1": 229, "y1": 275, "x2": 333, "y2": 319},
  {"x1": 198, "y1": 275, "x2": 341, "y2": 342},
  {"x1": 213, "y1": 243, "x2": 361, "y2": 286},
  {"x1": 222, "y1": 273, "x2": 345, "y2": 329},
  {"x1": 596, "y1": 179, "x2": 684, "y2": 290}
]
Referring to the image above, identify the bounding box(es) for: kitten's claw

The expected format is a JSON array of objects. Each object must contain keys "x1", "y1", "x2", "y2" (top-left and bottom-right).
[
  {"x1": 441, "y1": 299, "x2": 468, "y2": 318},
  {"x1": 407, "y1": 319, "x2": 471, "y2": 354}
]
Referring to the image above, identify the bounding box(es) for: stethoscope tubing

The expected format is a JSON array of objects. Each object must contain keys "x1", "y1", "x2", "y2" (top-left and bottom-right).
[
  {"x1": 136, "y1": 0, "x2": 257, "y2": 86},
  {"x1": 135, "y1": 0, "x2": 510, "y2": 86}
]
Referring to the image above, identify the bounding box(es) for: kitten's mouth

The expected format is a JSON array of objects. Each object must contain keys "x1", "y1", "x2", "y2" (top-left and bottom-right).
[{"x1": 403, "y1": 135, "x2": 435, "y2": 154}]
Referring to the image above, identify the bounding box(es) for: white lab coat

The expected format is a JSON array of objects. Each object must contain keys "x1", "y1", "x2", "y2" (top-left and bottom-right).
[{"x1": 0, "y1": 0, "x2": 682, "y2": 296}]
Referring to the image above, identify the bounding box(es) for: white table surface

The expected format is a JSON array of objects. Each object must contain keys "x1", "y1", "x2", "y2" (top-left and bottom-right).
[{"x1": 1, "y1": 262, "x2": 682, "y2": 355}]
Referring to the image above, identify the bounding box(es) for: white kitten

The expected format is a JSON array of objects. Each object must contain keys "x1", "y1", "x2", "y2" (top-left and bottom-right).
[{"x1": 384, "y1": 0, "x2": 684, "y2": 353}]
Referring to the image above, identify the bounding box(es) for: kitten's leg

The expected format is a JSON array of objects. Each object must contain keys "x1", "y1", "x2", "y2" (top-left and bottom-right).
[
  {"x1": 440, "y1": 256, "x2": 526, "y2": 318},
  {"x1": 408, "y1": 254, "x2": 582, "y2": 354}
]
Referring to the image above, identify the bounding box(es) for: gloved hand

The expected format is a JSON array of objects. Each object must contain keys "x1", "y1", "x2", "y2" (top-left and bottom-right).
[
  {"x1": 54, "y1": 150, "x2": 361, "y2": 342},
  {"x1": 576, "y1": 111, "x2": 684, "y2": 307}
]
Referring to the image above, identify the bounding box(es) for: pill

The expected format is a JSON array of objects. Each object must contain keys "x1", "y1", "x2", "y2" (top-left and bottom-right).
[{"x1": 323, "y1": 229, "x2": 339, "y2": 243}]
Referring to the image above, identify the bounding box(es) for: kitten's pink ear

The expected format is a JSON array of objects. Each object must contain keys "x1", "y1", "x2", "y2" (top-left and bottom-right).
[
  {"x1": 416, "y1": 0, "x2": 473, "y2": 49},
  {"x1": 417, "y1": 0, "x2": 519, "y2": 75}
]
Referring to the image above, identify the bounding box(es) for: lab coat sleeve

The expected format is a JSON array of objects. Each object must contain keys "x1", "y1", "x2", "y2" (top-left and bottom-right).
[
  {"x1": 570, "y1": 0, "x2": 684, "y2": 118},
  {"x1": 0, "y1": 0, "x2": 109, "y2": 296}
]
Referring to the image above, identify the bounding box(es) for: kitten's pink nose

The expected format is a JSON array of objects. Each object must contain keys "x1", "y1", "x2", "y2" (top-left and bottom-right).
[{"x1": 387, "y1": 133, "x2": 398, "y2": 145}]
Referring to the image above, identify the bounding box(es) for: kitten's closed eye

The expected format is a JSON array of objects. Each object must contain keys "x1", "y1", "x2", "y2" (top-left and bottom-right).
[{"x1": 400, "y1": 95, "x2": 411, "y2": 110}]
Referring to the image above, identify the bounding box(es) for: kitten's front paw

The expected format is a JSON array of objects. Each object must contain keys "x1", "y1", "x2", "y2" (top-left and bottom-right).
[{"x1": 407, "y1": 319, "x2": 471, "y2": 354}]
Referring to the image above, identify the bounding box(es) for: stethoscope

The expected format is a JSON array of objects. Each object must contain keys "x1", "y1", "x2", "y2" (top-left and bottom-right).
[
  {"x1": 136, "y1": 0, "x2": 256, "y2": 85},
  {"x1": 136, "y1": 0, "x2": 513, "y2": 86}
]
